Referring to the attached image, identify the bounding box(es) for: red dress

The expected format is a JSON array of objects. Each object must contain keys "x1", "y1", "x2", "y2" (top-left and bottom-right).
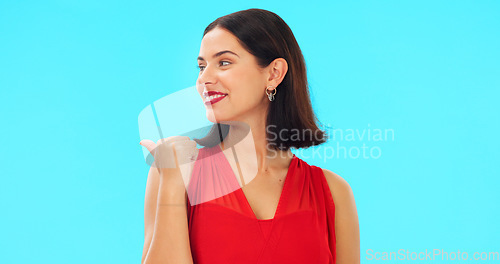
[{"x1": 187, "y1": 145, "x2": 336, "y2": 264}]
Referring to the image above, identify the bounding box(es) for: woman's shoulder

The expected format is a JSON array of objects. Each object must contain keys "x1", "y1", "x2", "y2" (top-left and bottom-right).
[
  {"x1": 319, "y1": 168, "x2": 360, "y2": 262},
  {"x1": 314, "y1": 167, "x2": 355, "y2": 207},
  {"x1": 295, "y1": 157, "x2": 353, "y2": 198},
  {"x1": 321, "y1": 169, "x2": 351, "y2": 193}
]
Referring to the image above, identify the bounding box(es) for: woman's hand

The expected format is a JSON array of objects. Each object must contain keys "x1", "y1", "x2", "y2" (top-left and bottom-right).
[{"x1": 140, "y1": 136, "x2": 199, "y2": 178}]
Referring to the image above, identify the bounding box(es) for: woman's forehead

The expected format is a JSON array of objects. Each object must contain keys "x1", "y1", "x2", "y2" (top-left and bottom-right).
[{"x1": 200, "y1": 29, "x2": 242, "y2": 53}]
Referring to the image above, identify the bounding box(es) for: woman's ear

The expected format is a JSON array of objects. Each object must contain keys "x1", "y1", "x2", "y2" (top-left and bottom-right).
[{"x1": 267, "y1": 58, "x2": 288, "y2": 88}]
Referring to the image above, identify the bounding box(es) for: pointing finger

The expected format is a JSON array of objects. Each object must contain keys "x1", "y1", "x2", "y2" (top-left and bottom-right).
[{"x1": 139, "y1": 139, "x2": 156, "y2": 155}]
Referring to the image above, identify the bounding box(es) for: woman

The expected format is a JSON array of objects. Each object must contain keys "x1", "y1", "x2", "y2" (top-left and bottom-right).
[{"x1": 140, "y1": 8, "x2": 359, "y2": 264}]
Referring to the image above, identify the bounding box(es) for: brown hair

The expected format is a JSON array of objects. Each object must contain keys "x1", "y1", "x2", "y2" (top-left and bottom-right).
[{"x1": 194, "y1": 8, "x2": 328, "y2": 151}]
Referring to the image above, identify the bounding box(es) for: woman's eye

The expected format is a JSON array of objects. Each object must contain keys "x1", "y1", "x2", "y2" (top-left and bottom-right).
[{"x1": 197, "y1": 61, "x2": 231, "y2": 72}]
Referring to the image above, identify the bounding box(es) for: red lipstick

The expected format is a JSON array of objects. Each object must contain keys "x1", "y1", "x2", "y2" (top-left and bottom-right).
[{"x1": 203, "y1": 91, "x2": 228, "y2": 106}]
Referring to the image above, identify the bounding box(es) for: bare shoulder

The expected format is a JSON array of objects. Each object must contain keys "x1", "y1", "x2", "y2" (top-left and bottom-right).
[
  {"x1": 321, "y1": 168, "x2": 355, "y2": 203},
  {"x1": 321, "y1": 168, "x2": 361, "y2": 263}
]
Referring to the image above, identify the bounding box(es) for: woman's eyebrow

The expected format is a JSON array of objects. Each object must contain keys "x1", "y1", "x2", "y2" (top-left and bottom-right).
[{"x1": 197, "y1": 50, "x2": 239, "y2": 61}]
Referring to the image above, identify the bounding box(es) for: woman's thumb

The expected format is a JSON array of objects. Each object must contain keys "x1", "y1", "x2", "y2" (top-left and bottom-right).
[{"x1": 139, "y1": 139, "x2": 156, "y2": 154}]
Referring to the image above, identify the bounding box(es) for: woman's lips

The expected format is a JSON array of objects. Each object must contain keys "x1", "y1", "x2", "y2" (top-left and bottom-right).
[{"x1": 204, "y1": 94, "x2": 227, "y2": 105}]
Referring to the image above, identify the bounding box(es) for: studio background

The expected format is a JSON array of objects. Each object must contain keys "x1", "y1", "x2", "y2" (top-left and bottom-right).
[{"x1": 1, "y1": 0, "x2": 498, "y2": 263}]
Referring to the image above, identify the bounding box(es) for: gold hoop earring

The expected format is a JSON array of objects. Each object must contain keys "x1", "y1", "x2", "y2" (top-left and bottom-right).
[{"x1": 265, "y1": 86, "x2": 277, "y2": 102}]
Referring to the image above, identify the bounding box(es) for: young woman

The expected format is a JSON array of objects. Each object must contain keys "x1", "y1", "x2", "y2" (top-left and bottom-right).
[{"x1": 140, "y1": 8, "x2": 359, "y2": 264}]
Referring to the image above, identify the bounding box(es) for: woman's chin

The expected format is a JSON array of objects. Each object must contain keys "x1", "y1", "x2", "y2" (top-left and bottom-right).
[{"x1": 206, "y1": 112, "x2": 229, "y2": 123}]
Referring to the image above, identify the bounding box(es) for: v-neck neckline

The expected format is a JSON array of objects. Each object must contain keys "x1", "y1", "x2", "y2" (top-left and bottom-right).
[{"x1": 215, "y1": 144, "x2": 296, "y2": 221}]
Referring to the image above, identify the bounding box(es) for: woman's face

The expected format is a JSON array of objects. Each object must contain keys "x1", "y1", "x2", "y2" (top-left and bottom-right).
[{"x1": 196, "y1": 27, "x2": 270, "y2": 123}]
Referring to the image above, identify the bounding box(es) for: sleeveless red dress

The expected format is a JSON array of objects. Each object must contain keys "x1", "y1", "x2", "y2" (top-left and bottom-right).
[{"x1": 186, "y1": 145, "x2": 336, "y2": 264}]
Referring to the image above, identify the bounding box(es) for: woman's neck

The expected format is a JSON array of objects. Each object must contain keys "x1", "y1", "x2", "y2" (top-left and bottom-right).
[{"x1": 221, "y1": 122, "x2": 293, "y2": 172}]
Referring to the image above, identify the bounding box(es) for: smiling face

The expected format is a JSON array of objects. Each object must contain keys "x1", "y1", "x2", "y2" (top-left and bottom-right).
[{"x1": 196, "y1": 27, "x2": 270, "y2": 123}]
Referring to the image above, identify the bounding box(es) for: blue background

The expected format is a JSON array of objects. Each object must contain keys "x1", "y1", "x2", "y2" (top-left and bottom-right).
[{"x1": 1, "y1": 0, "x2": 498, "y2": 263}]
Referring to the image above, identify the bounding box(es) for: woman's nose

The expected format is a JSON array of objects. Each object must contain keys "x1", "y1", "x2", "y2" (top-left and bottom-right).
[{"x1": 197, "y1": 64, "x2": 217, "y2": 85}]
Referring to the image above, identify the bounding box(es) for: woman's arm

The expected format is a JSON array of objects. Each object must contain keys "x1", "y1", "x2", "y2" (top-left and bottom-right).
[
  {"x1": 142, "y1": 166, "x2": 194, "y2": 264},
  {"x1": 322, "y1": 169, "x2": 360, "y2": 264}
]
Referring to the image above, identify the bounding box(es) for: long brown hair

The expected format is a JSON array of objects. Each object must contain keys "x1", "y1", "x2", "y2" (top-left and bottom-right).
[{"x1": 194, "y1": 8, "x2": 328, "y2": 151}]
